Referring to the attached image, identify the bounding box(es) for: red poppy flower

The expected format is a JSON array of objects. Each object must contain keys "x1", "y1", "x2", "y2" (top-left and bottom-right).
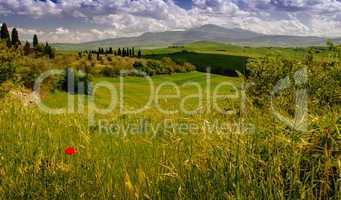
[{"x1": 64, "y1": 147, "x2": 77, "y2": 155}]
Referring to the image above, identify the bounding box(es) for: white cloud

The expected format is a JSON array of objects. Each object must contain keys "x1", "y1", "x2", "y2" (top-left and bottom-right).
[
  {"x1": 1, "y1": 0, "x2": 341, "y2": 42},
  {"x1": 56, "y1": 27, "x2": 69, "y2": 34}
]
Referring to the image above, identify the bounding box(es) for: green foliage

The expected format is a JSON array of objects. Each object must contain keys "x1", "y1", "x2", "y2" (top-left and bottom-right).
[
  {"x1": 87, "y1": 52, "x2": 92, "y2": 61},
  {"x1": 11, "y1": 28, "x2": 20, "y2": 47},
  {"x1": 100, "y1": 66, "x2": 120, "y2": 77},
  {"x1": 43, "y1": 42, "x2": 56, "y2": 59},
  {"x1": 33, "y1": 34, "x2": 39, "y2": 48},
  {"x1": 146, "y1": 50, "x2": 247, "y2": 76},
  {"x1": 247, "y1": 52, "x2": 341, "y2": 108},
  {"x1": 326, "y1": 39, "x2": 336, "y2": 52},
  {"x1": 0, "y1": 23, "x2": 10, "y2": 41},
  {"x1": 58, "y1": 68, "x2": 92, "y2": 95},
  {"x1": 0, "y1": 42, "x2": 18, "y2": 85},
  {"x1": 131, "y1": 58, "x2": 195, "y2": 76},
  {"x1": 0, "y1": 62, "x2": 16, "y2": 85},
  {"x1": 138, "y1": 49, "x2": 142, "y2": 58}
]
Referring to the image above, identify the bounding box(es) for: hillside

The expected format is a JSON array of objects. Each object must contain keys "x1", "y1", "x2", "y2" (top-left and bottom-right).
[{"x1": 52, "y1": 24, "x2": 341, "y2": 50}]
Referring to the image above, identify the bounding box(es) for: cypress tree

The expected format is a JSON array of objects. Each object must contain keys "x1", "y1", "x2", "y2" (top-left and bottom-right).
[
  {"x1": 97, "y1": 52, "x2": 100, "y2": 60},
  {"x1": 118, "y1": 48, "x2": 121, "y2": 56},
  {"x1": 43, "y1": 42, "x2": 55, "y2": 58},
  {"x1": 109, "y1": 47, "x2": 113, "y2": 54},
  {"x1": 23, "y1": 41, "x2": 31, "y2": 55},
  {"x1": 11, "y1": 28, "x2": 20, "y2": 47},
  {"x1": 132, "y1": 48, "x2": 135, "y2": 57},
  {"x1": 0, "y1": 23, "x2": 10, "y2": 41},
  {"x1": 44, "y1": 42, "x2": 49, "y2": 54},
  {"x1": 138, "y1": 49, "x2": 142, "y2": 58},
  {"x1": 33, "y1": 34, "x2": 38, "y2": 48},
  {"x1": 49, "y1": 48, "x2": 56, "y2": 59}
]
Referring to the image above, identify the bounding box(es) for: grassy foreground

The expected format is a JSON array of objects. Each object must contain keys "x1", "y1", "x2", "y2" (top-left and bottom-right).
[{"x1": 1, "y1": 72, "x2": 340, "y2": 199}]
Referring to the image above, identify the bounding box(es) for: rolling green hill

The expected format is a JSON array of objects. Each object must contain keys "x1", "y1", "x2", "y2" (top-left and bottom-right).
[{"x1": 142, "y1": 41, "x2": 318, "y2": 76}]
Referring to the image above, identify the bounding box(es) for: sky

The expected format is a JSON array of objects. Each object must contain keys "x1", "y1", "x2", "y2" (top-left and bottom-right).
[{"x1": 0, "y1": 0, "x2": 341, "y2": 43}]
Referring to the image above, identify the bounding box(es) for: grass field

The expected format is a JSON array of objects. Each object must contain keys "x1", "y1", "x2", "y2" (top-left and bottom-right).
[
  {"x1": 1, "y1": 36, "x2": 341, "y2": 199},
  {"x1": 142, "y1": 41, "x2": 314, "y2": 76},
  {"x1": 1, "y1": 72, "x2": 248, "y2": 199},
  {"x1": 2, "y1": 69, "x2": 340, "y2": 199},
  {"x1": 44, "y1": 72, "x2": 241, "y2": 116},
  {"x1": 143, "y1": 41, "x2": 336, "y2": 77},
  {"x1": 144, "y1": 41, "x2": 308, "y2": 58}
]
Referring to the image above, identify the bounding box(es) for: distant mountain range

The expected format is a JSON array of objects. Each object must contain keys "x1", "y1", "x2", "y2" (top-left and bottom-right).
[{"x1": 53, "y1": 24, "x2": 341, "y2": 50}]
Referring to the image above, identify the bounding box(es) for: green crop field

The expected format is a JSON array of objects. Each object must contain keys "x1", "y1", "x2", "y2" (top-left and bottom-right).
[
  {"x1": 44, "y1": 72, "x2": 241, "y2": 116},
  {"x1": 144, "y1": 41, "x2": 308, "y2": 58}
]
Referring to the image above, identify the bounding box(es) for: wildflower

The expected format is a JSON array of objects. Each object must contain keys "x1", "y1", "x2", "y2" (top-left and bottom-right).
[{"x1": 64, "y1": 147, "x2": 77, "y2": 155}]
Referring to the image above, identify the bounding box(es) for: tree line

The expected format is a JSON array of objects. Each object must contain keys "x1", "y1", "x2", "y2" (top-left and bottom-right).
[
  {"x1": 0, "y1": 22, "x2": 55, "y2": 58},
  {"x1": 1, "y1": 23, "x2": 20, "y2": 48},
  {"x1": 79, "y1": 47, "x2": 142, "y2": 61}
]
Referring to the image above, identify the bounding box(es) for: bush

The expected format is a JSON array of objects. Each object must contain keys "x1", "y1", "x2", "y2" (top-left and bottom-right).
[
  {"x1": 55, "y1": 68, "x2": 93, "y2": 95},
  {"x1": 0, "y1": 62, "x2": 16, "y2": 85},
  {"x1": 101, "y1": 66, "x2": 120, "y2": 77},
  {"x1": 247, "y1": 52, "x2": 341, "y2": 108},
  {"x1": 181, "y1": 62, "x2": 196, "y2": 72},
  {"x1": 0, "y1": 41, "x2": 19, "y2": 85}
]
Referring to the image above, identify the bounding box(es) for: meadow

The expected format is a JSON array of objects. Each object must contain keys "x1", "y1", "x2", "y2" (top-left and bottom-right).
[
  {"x1": 144, "y1": 41, "x2": 338, "y2": 77},
  {"x1": 0, "y1": 39, "x2": 341, "y2": 199}
]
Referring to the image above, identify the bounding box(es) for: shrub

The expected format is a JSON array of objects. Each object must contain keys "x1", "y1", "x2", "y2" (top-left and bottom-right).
[
  {"x1": 0, "y1": 62, "x2": 16, "y2": 85},
  {"x1": 0, "y1": 42, "x2": 19, "y2": 85},
  {"x1": 55, "y1": 68, "x2": 93, "y2": 95},
  {"x1": 181, "y1": 62, "x2": 196, "y2": 72},
  {"x1": 101, "y1": 66, "x2": 120, "y2": 77},
  {"x1": 247, "y1": 52, "x2": 341, "y2": 108},
  {"x1": 147, "y1": 60, "x2": 170, "y2": 75}
]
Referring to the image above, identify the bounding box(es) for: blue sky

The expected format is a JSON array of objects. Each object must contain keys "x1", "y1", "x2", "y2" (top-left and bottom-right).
[
  {"x1": 175, "y1": 0, "x2": 192, "y2": 9},
  {"x1": 1, "y1": 0, "x2": 341, "y2": 43}
]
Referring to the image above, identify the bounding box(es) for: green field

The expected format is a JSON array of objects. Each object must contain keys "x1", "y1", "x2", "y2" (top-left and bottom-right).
[
  {"x1": 44, "y1": 72, "x2": 241, "y2": 116},
  {"x1": 55, "y1": 41, "x2": 335, "y2": 78},
  {"x1": 1, "y1": 72, "x2": 248, "y2": 199},
  {"x1": 145, "y1": 41, "x2": 308, "y2": 58},
  {"x1": 142, "y1": 41, "x2": 333, "y2": 76}
]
